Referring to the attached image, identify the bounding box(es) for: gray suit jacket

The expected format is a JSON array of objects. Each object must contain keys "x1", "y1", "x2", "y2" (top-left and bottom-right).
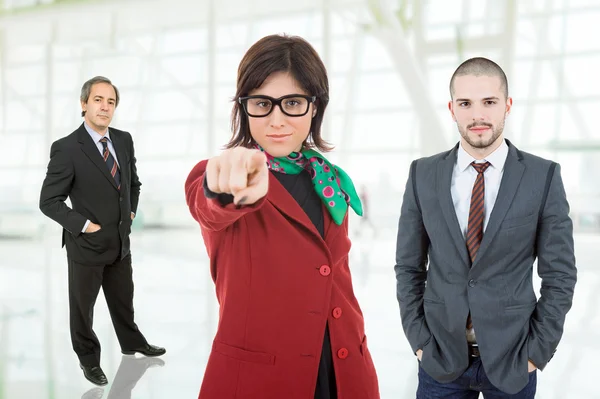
[{"x1": 395, "y1": 139, "x2": 577, "y2": 394}]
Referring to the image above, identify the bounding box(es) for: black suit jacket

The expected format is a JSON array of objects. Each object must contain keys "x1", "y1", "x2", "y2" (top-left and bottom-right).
[{"x1": 40, "y1": 123, "x2": 141, "y2": 265}]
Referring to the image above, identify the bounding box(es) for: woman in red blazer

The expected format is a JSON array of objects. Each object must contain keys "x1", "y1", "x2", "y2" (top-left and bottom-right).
[{"x1": 185, "y1": 34, "x2": 380, "y2": 399}]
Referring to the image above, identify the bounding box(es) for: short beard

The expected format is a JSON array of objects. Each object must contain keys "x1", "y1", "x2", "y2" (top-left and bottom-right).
[{"x1": 458, "y1": 118, "x2": 505, "y2": 149}]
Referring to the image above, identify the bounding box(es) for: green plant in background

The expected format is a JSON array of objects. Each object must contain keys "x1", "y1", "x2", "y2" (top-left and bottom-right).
[
  {"x1": 367, "y1": 0, "x2": 414, "y2": 31},
  {"x1": 455, "y1": 26, "x2": 465, "y2": 61},
  {"x1": 366, "y1": 0, "x2": 464, "y2": 58},
  {"x1": 395, "y1": 0, "x2": 412, "y2": 31}
]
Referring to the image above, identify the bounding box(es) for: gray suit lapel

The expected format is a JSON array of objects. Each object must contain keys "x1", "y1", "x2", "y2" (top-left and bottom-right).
[
  {"x1": 471, "y1": 141, "x2": 525, "y2": 269},
  {"x1": 437, "y1": 145, "x2": 470, "y2": 267}
]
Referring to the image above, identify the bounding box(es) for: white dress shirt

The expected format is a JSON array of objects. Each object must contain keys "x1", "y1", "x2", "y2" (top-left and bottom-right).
[{"x1": 450, "y1": 139, "x2": 509, "y2": 238}]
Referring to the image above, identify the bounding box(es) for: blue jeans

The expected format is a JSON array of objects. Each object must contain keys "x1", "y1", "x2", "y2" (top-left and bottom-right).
[{"x1": 417, "y1": 358, "x2": 536, "y2": 399}]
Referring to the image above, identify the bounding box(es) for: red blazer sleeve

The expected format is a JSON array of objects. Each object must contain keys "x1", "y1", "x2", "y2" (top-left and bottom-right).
[{"x1": 184, "y1": 159, "x2": 267, "y2": 231}]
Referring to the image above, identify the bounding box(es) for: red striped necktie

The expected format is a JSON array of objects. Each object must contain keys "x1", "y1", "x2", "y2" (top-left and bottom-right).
[{"x1": 99, "y1": 137, "x2": 121, "y2": 190}]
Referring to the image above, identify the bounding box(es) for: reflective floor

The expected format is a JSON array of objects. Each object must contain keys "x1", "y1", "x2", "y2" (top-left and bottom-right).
[{"x1": 0, "y1": 225, "x2": 597, "y2": 398}]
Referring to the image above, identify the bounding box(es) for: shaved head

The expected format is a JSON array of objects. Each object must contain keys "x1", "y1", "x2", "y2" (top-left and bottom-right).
[{"x1": 450, "y1": 57, "x2": 508, "y2": 99}]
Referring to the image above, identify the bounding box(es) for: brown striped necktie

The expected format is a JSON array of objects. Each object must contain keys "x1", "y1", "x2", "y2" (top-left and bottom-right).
[
  {"x1": 466, "y1": 161, "x2": 490, "y2": 331},
  {"x1": 99, "y1": 137, "x2": 121, "y2": 190},
  {"x1": 466, "y1": 161, "x2": 491, "y2": 263}
]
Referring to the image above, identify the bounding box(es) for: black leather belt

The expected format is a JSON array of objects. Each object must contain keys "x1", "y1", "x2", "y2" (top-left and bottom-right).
[{"x1": 468, "y1": 344, "x2": 480, "y2": 357}]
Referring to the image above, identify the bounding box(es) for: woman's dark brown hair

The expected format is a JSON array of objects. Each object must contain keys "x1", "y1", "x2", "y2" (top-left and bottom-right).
[{"x1": 226, "y1": 34, "x2": 332, "y2": 152}]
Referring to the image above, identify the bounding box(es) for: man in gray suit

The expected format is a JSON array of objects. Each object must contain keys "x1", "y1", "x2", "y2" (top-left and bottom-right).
[{"x1": 395, "y1": 57, "x2": 576, "y2": 398}]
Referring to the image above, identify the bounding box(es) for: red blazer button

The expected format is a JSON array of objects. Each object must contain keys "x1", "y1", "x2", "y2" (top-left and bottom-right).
[
  {"x1": 337, "y1": 348, "x2": 348, "y2": 359},
  {"x1": 319, "y1": 265, "x2": 331, "y2": 276},
  {"x1": 332, "y1": 307, "x2": 342, "y2": 319}
]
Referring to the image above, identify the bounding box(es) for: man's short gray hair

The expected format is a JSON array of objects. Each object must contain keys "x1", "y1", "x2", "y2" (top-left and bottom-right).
[{"x1": 80, "y1": 76, "x2": 120, "y2": 117}]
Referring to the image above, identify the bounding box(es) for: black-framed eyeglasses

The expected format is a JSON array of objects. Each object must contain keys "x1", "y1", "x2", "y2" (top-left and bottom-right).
[{"x1": 238, "y1": 94, "x2": 317, "y2": 117}]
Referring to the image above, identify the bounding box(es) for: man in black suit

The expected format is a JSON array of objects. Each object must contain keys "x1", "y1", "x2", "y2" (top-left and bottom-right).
[{"x1": 40, "y1": 76, "x2": 165, "y2": 386}]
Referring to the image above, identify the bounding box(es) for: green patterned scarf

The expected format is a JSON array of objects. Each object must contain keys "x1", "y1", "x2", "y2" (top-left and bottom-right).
[{"x1": 255, "y1": 144, "x2": 363, "y2": 225}]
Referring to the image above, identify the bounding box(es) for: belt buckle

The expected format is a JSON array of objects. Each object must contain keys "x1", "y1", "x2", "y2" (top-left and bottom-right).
[{"x1": 469, "y1": 344, "x2": 480, "y2": 357}]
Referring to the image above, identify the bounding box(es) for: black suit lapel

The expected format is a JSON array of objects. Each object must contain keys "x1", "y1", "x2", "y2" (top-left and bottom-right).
[
  {"x1": 77, "y1": 124, "x2": 119, "y2": 190},
  {"x1": 110, "y1": 129, "x2": 128, "y2": 184}
]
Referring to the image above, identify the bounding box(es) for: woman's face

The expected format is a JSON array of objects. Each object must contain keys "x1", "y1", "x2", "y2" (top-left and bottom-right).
[{"x1": 246, "y1": 71, "x2": 316, "y2": 157}]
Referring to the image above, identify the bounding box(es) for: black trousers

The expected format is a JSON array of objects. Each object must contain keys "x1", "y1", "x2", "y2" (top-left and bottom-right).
[
  {"x1": 314, "y1": 323, "x2": 338, "y2": 399},
  {"x1": 68, "y1": 253, "x2": 147, "y2": 366}
]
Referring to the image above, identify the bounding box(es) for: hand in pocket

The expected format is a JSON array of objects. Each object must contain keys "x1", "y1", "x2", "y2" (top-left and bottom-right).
[
  {"x1": 85, "y1": 222, "x2": 102, "y2": 233},
  {"x1": 416, "y1": 349, "x2": 423, "y2": 361}
]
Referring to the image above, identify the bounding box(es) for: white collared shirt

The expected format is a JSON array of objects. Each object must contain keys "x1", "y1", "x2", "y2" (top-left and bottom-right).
[{"x1": 450, "y1": 139, "x2": 509, "y2": 238}]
